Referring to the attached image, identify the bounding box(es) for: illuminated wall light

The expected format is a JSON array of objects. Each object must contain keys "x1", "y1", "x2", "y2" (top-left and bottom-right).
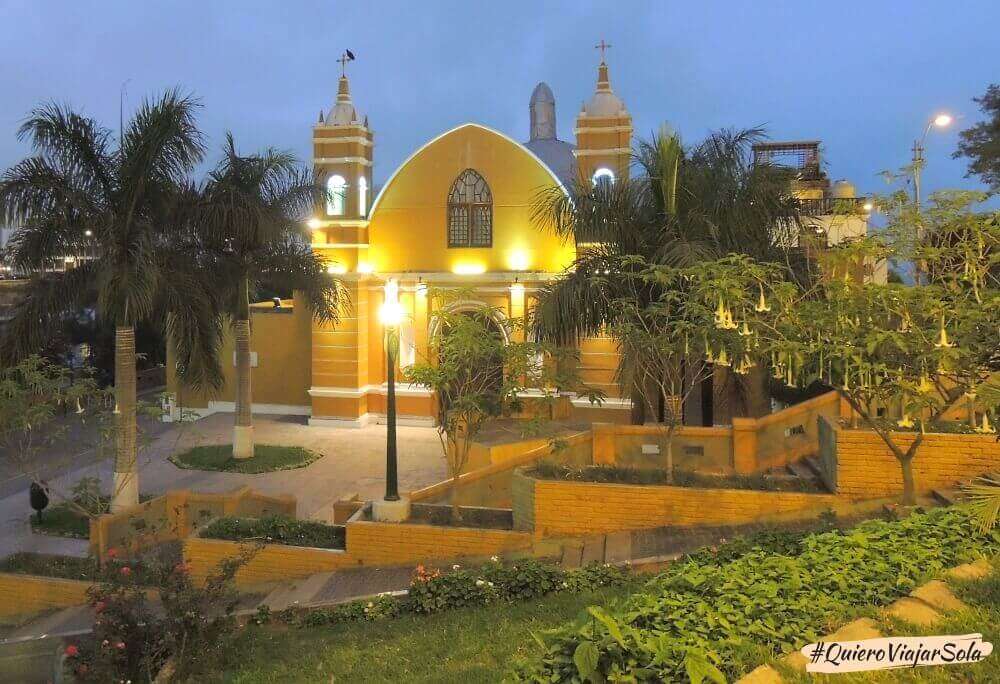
[
  {"x1": 453, "y1": 263, "x2": 486, "y2": 275},
  {"x1": 380, "y1": 278, "x2": 402, "y2": 326},
  {"x1": 415, "y1": 277, "x2": 427, "y2": 296},
  {"x1": 509, "y1": 279, "x2": 525, "y2": 296},
  {"x1": 307, "y1": 218, "x2": 323, "y2": 230},
  {"x1": 508, "y1": 249, "x2": 530, "y2": 271},
  {"x1": 327, "y1": 264, "x2": 347, "y2": 274},
  {"x1": 357, "y1": 262, "x2": 374, "y2": 274}
]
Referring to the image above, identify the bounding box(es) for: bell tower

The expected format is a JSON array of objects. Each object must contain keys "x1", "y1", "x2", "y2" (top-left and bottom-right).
[
  {"x1": 574, "y1": 41, "x2": 632, "y2": 185},
  {"x1": 313, "y1": 54, "x2": 373, "y2": 233}
]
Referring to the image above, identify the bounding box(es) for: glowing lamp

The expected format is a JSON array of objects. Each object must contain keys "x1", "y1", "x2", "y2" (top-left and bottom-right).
[
  {"x1": 510, "y1": 280, "x2": 525, "y2": 296},
  {"x1": 933, "y1": 113, "x2": 952, "y2": 128},
  {"x1": 453, "y1": 263, "x2": 486, "y2": 275},
  {"x1": 307, "y1": 218, "x2": 323, "y2": 230},
  {"x1": 862, "y1": 202, "x2": 873, "y2": 212},
  {"x1": 357, "y1": 262, "x2": 374, "y2": 274},
  {"x1": 84, "y1": 229, "x2": 93, "y2": 237},
  {"x1": 327, "y1": 264, "x2": 347, "y2": 275},
  {"x1": 380, "y1": 301, "x2": 403, "y2": 326},
  {"x1": 508, "y1": 249, "x2": 530, "y2": 271}
]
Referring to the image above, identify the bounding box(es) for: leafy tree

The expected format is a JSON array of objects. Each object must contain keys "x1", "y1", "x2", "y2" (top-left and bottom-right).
[
  {"x1": 404, "y1": 292, "x2": 602, "y2": 521},
  {"x1": 766, "y1": 193, "x2": 999, "y2": 505},
  {"x1": 0, "y1": 92, "x2": 224, "y2": 511},
  {"x1": 604, "y1": 255, "x2": 787, "y2": 479},
  {"x1": 532, "y1": 127, "x2": 805, "y2": 424},
  {"x1": 954, "y1": 83, "x2": 1000, "y2": 191},
  {"x1": 196, "y1": 134, "x2": 345, "y2": 458}
]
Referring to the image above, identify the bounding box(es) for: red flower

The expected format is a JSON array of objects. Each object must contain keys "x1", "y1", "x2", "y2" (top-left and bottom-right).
[
  {"x1": 65, "y1": 644, "x2": 79, "y2": 657},
  {"x1": 115, "y1": 641, "x2": 126, "y2": 650},
  {"x1": 105, "y1": 548, "x2": 118, "y2": 559},
  {"x1": 120, "y1": 566, "x2": 131, "y2": 576}
]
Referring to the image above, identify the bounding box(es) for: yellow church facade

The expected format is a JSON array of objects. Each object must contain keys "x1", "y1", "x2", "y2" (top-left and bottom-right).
[{"x1": 167, "y1": 58, "x2": 636, "y2": 426}]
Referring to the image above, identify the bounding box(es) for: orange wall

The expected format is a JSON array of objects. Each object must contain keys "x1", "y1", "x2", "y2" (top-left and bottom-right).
[{"x1": 835, "y1": 429, "x2": 1000, "y2": 499}]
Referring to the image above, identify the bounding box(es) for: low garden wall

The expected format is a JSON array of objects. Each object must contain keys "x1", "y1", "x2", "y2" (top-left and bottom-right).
[
  {"x1": 411, "y1": 431, "x2": 591, "y2": 508},
  {"x1": 828, "y1": 426, "x2": 1000, "y2": 499},
  {"x1": 0, "y1": 572, "x2": 93, "y2": 621},
  {"x1": 591, "y1": 391, "x2": 842, "y2": 474},
  {"x1": 511, "y1": 470, "x2": 838, "y2": 537},
  {"x1": 90, "y1": 486, "x2": 296, "y2": 560},
  {"x1": 183, "y1": 515, "x2": 532, "y2": 587}
]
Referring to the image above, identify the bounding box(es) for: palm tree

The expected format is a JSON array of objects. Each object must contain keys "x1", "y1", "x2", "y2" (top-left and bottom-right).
[
  {"x1": 197, "y1": 135, "x2": 344, "y2": 459},
  {"x1": 0, "y1": 91, "x2": 224, "y2": 511},
  {"x1": 532, "y1": 127, "x2": 805, "y2": 424}
]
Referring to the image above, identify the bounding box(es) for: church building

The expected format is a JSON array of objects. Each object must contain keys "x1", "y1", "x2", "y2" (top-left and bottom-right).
[{"x1": 168, "y1": 55, "x2": 636, "y2": 426}]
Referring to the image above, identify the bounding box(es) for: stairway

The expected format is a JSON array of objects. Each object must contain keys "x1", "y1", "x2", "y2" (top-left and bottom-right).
[
  {"x1": 760, "y1": 454, "x2": 827, "y2": 492},
  {"x1": 932, "y1": 472, "x2": 1000, "y2": 508}
]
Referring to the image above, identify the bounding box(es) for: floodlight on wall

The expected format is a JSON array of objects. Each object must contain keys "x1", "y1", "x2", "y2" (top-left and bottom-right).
[{"x1": 307, "y1": 218, "x2": 323, "y2": 230}]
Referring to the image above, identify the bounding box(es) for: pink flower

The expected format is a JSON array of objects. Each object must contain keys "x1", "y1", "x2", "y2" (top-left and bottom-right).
[
  {"x1": 105, "y1": 548, "x2": 118, "y2": 559},
  {"x1": 120, "y1": 566, "x2": 131, "y2": 576},
  {"x1": 115, "y1": 641, "x2": 126, "y2": 650},
  {"x1": 65, "y1": 644, "x2": 79, "y2": 657},
  {"x1": 94, "y1": 600, "x2": 106, "y2": 613}
]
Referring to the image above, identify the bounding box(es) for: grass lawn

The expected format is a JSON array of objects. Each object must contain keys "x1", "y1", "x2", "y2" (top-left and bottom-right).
[
  {"x1": 29, "y1": 501, "x2": 90, "y2": 538},
  {"x1": 208, "y1": 583, "x2": 641, "y2": 683},
  {"x1": 170, "y1": 444, "x2": 320, "y2": 474}
]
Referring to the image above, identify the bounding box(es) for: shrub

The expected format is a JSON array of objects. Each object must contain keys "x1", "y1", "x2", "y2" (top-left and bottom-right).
[
  {"x1": 531, "y1": 463, "x2": 825, "y2": 492},
  {"x1": 514, "y1": 507, "x2": 1000, "y2": 682},
  {"x1": 200, "y1": 515, "x2": 345, "y2": 549},
  {"x1": 63, "y1": 548, "x2": 250, "y2": 682}
]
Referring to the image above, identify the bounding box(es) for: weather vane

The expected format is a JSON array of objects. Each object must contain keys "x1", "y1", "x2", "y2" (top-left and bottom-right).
[
  {"x1": 339, "y1": 49, "x2": 356, "y2": 77},
  {"x1": 594, "y1": 39, "x2": 611, "y2": 63}
]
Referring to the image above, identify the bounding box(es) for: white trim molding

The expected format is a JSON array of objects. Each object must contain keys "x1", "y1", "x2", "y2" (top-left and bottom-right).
[
  {"x1": 314, "y1": 157, "x2": 373, "y2": 166},
  {"x1": 572, "y1": 148, "x2": 632, "y2": 157},
  {"x1": 313, "y1": 136, "x2": 373, "y2": 146},
  {"x1": 308, "y1": 384, "x2": 433, "y2": 399},
  {"x1": 308, "y1": 412, "x2": 436, "y2": 429},
  {"x1": 573, "y1": 125, "x2": 634, "y2": 134}
]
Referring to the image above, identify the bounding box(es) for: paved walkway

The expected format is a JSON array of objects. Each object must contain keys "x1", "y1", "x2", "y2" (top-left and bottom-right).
[{"x1": 0, "y1": 412, "x2": 448, "y2": 558}]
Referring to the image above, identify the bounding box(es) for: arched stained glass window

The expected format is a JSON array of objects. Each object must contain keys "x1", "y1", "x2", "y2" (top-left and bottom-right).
[
  {"x1": 447, "y1": 169, "x2": 492, "y2": 247},
  {"x1": 326, "y1": 174, "x2": 346, "y2": 216}
]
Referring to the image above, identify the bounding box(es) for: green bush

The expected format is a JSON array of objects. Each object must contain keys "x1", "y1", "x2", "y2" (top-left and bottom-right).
[
  {"x1": 297, "y1": 559, "x2": 631, "y2": 628},
  {"x1": 531, "y1": 463, "x2": 825, "y2": 492},
  {"x1": 514, "y1": 507, "x2": 1000, "y2": 682},
  {"x1": 200, "y1": 516, "x2": 345, "y2": 550}
]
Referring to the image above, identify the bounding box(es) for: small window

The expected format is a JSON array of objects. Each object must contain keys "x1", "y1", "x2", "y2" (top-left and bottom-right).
[
  {"x1": 358, "y1": 177, "x2": 368, "y2": 218},
  {"x1": 326, "y1": 174, "x2": 346, "y2": 216},
  {"x1": 448, "y1": 169, "x2": 492, "y2": 247},
  {"x1": 592, "y1": 167, "x2": 615, "y2": 187}
]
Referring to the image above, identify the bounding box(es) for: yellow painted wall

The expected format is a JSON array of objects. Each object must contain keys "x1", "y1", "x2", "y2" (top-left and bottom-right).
[
  {"x1": 363, "y1": 124, "x2": 576, "y2": 274},
  {"x1": 167, "y1": 292, "x2": 313, "y2": 409},
  {"x1": 0, "y1": 573, "x2": 94, "y2": 620}
]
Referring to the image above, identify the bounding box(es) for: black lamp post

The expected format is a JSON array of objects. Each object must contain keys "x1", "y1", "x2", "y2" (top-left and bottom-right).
[{"x1": 380, "y1": 283, "x2": 402, "y2": 502}]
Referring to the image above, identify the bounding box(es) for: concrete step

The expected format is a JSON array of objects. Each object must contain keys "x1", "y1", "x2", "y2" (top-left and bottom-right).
[
  {"x1": 785, "y1": 460, "x2": 814, "y2": 480},
  {"x1": 261, "y1": 571, "x2": 337, "y2": 611},
  {"x1": 932, "y1": 489, "x2": 959, "y2": 506},
  {"x1": 802, "y1": 455, "x2": 824, "y2": 478}
]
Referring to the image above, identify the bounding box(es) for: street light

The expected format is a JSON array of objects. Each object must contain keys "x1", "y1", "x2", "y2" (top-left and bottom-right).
[
  {"x1": 911, "y1": 112, "x2": 952, "y2": 284},
  {"x1": 379, "y1": 280, "x2": 403, "y2": 503}
]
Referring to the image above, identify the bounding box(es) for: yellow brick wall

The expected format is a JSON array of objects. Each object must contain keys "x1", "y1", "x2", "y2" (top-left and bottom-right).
[
  {"x1": 184, "y1": 520, "x2": 532, "y2": 587},
  {"x1": 520, "y1": 474, "x2": 838, "y2": 537},
  {"x1": 0, "y1": 573, "x2": 93, "y2": 619},
  {"x1": 835, "y1": 430, "x2": 1000, "y2": 499}
]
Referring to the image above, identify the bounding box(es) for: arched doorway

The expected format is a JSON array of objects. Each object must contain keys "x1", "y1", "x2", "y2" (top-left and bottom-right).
[{"x1": 429, "y1": 303, "x2": 509, "y2": 415}]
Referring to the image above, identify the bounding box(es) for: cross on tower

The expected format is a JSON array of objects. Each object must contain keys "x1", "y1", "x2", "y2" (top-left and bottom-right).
[
  {"x1": 594, "y1": 39, "x2": 612, "y2": 63},
  {"x1": 338, "y1": 52, "x2": 351, "y2": 77}
]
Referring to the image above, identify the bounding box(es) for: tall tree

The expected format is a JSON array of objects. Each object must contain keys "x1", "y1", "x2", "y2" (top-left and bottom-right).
[
  {"x1": 532, "y1": 127, "x2": 804, "y2": 424},
  {"x1": 0, "y1": 92, "x2": 223, "y2": 511},
  {"x1": 954, "y1": 84, "x2": 1000, "y2": 191},
  {"x1": 198, "y1": 135, "x2": 344, "y2": 458}
]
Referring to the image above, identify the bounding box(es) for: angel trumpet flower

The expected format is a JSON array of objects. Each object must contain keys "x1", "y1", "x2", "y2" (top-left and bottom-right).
[
  {"x1": 974, "y1": 413, "x2": 996, "y2": 434},
  {"x1": 934, "y1": 318, "x2": 954, "y2": 349},
  {"x1": 715, "y1": 347, "x2": 730, "y2": 367},
  {"x1": 739, "y1": 320, "x2": 752, "y2": 337},
  {"x1": 917, "y1": 374, "x2": 934, "y2": 395},
  {"x1": 755, "y1": 285, "x2": 771, "y2": 313},
  {"x1": 897, "y1": 413, "x2": 915, "y2": 429}
]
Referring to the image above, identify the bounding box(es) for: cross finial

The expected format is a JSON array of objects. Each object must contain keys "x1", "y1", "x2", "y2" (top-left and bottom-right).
[
  {"x1": 595, "y1": 40, "x2": 612, "y2": 63},
  {"x1": 338, "y1": 52, "x2": 351, "y2": 77}
]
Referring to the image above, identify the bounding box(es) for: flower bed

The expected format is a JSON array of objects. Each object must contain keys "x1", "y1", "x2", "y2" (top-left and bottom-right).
[
  {"x1": 405, "y1": 503, "x2": 514, "y2": 530},
  {"x1": 0, "y1": 552, "x2": 101, "y2": 582},
  {"x1": 514, "y1": 506, "x2": 1000, "y2": 682},
  {"x1": 531, "y1": 462, "x2": 825, "y2": 493},
  {"x1": 200, "y1": 515, "x2": 346, "y2": 550}
]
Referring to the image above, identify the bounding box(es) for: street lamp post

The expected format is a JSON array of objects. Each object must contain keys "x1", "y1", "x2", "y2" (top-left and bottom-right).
[
  {"x1": 373, "y1": 279, "x2": 409, "y2": 521},
  {"x1": 911, "y1": 113, "x2": 952, "y2": 284}
]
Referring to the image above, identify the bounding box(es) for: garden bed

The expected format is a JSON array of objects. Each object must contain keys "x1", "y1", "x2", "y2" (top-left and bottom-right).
[
  {"x1": 0, "y1": 552, "x2": 102, "y2": 582},
  {"x1": 530, "y1": 462, "x2": 825, "y2": 492},
  {"x1": 200, "y1": 515, "x2": 346, "y2": 550},
  {"x1": 169, "y1": 444, "x2": 320, "y2": 473},
  {"x1": 404, "y1": 503, "x2": 514, "y2": 530}
]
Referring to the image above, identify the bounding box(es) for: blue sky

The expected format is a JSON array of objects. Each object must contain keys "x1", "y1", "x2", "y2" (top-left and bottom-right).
[{"x1": 1, "y1": 1, "x2": 997, "y2": 203}]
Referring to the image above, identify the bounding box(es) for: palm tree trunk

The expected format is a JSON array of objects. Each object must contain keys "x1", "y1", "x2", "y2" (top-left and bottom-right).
[
  {"x1": 111, "y1": 326, "x2": 138, "y2": 512},
  {"x1": 233, "y1": 277, "x2": 254, "y2": 459}
]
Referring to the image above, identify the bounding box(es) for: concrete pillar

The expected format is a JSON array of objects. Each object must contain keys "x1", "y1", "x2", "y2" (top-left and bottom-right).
[{"x1": 731, "y1": 417, "x2": 759, "y2": 474}]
